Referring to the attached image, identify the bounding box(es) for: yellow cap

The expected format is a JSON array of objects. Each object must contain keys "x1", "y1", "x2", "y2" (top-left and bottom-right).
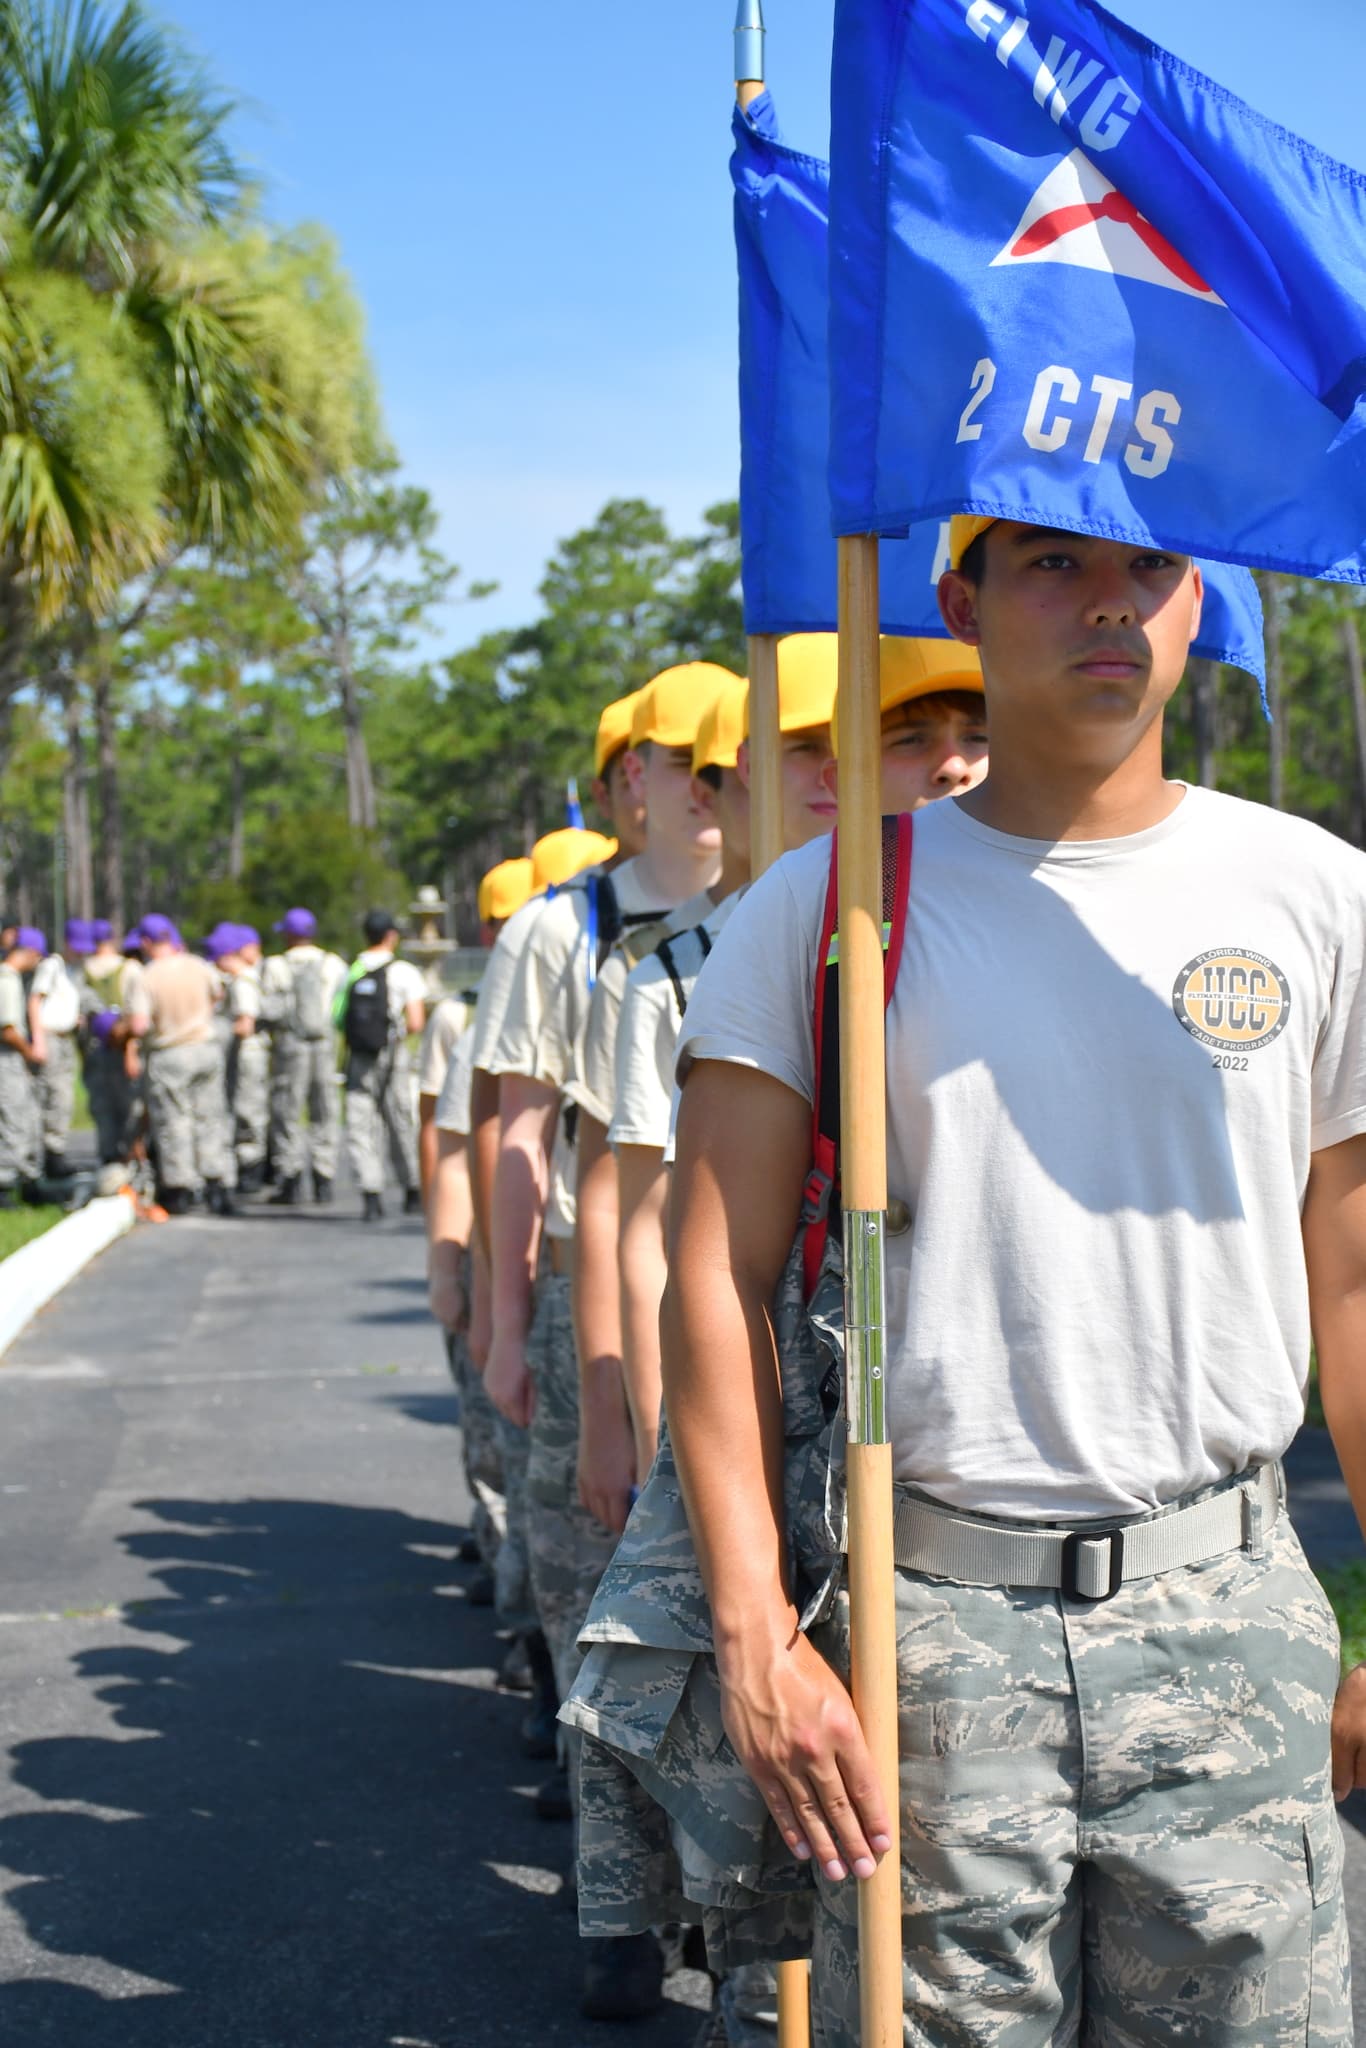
[
  {"x1": 531, "y1": 827, "x2": 616, "y2": 892},
  {"x1": 478, "y1": 857, "x2": 535, "y2": 924},
  {"x1": 630, "y1": 662, "x2": 743, "y2": 750},
  {"x1": 831, "y1": 637, "x2": 985, "y2": 757},
  {"x1": 595, "y1": 692, "x2": 642, "y2": 778},
  {"x1": 947, "y1": 516, "x2": 999, "y2": 571},
  {"x1": 692, "y1": 678, "x2": 749, "y2": 775},
  {"x1": 741, "y1": 633, "x2": 840, "y2": 740}
]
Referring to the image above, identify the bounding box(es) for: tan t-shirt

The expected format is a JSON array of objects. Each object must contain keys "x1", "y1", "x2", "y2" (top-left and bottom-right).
[
  {"x1": 419, "y1": 995, "x2": 473, "y2": 1098},
  {"x1": 434, "y1": 1019, "x2": 477, "y2": 1137},
  {"x1": 468, "y1": 896, "x2": 544, "y2": 1074},
  {"x1": 139, "y1": 954, "x2": 220, "y2": 1051},
  {"x1": 611, "y1": 890, "x2": 744, "y2": 1151},
  {"x1": 0, "y1": 963, "x2": 26, "y2": 1036}
]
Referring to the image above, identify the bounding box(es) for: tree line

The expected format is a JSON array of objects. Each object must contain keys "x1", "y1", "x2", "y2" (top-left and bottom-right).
[{"x1": 0, "y1": 3, "x2": 1363, "y2": 955}]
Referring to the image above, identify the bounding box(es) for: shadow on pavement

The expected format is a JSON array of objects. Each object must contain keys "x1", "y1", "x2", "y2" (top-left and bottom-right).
[{"x1": 0, "y1": 1496, "x2": 704, "y2": 2047}]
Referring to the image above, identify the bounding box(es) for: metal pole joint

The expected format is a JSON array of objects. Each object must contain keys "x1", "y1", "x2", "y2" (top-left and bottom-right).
[{"x1": 843, "y1": 1206, "x2": 888, "y2": 1445}]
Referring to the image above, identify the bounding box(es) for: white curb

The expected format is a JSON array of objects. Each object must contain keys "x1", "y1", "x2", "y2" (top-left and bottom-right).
[{"x1": 0, "y1": 1194, "x2": 136, "y2": 1360}]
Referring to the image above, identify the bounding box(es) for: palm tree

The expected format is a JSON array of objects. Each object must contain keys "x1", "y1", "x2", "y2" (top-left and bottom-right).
[{"x1": 0, "y1": 1, "x2": 373, "y2": 916}]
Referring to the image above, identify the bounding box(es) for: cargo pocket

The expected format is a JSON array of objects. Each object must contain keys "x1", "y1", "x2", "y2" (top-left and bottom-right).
[{"x1": 1303, "y1": 1804, "x2": 1351, "y2": 2045}]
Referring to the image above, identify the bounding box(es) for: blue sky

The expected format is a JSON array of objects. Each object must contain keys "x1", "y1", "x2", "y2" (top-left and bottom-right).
[{"x1": 160, "y1": 1, "x2": 1363, "y2": 653}]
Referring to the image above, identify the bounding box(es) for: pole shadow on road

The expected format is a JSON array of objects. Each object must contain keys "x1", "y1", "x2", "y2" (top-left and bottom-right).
[{"x1": 0, "y1": 1496, "x2": 706, "y2": 2047}]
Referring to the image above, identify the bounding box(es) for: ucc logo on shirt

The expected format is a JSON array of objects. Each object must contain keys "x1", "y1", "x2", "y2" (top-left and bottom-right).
[{"x1": 1172, "y1": 948, "x2": 1291, "y2": 1052}]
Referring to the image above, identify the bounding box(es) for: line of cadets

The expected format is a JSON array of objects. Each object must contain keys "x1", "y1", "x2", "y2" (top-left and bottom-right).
[
  {"x1": 420, "y1": 637, "x2": 989, "y2": 2037},
  {"x1": 0, "y1": 905, "x2": 434, "y2": 1220}
]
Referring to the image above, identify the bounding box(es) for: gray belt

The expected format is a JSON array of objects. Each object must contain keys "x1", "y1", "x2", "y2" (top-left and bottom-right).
[{"x1": 890, "y1": 1463, "x2": 1281, "y2": 1601}]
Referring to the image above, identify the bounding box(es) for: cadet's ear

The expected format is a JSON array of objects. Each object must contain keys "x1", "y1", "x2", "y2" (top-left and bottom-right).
[
  {"x1": 735, "y1": 738, "x2": 751, "y2": 791},
  {"x1": 937, "y1": 571, "x2": 982, "y2": 648},
  {"x1": 819, "y1": 757, "x2": 838, "y2": 800},
  {"x1": 1187, "y1": 563, "x2": 1205, "y2": 648}
]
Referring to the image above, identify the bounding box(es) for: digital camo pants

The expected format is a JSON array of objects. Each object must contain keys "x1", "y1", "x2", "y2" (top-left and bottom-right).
[
  {"x1": 229, "y1": 1033, "x2": 270, "y2": 1170},
  {"x1": 36, "y1": 1030, "x2": 77, "y2": 1158},
  {"x1": 444, "y1": 1328, "x2": 504, "y2": 1571},
  {"x1": 146, "y1": 1041, "x2": 233, "y2": 1194},
  {"x1": 0, "y1": 1049, "x2": 40, "y2": 1187},
  {"x1": 270, "y1": 1037, "x2": 339, "y2": 1180},
  {"x1": 807, "y1": 1502, "x2": 1351, "y2": 2047},
  {"x1": 526, "y1": 1269, "x2": 617, "y2": 1794},
  {"x1": 344, "y1": 1044, "x2": 418, "y2": 1195},
  {"x1": 84, "y1": 1043, "x2": 134, "y2": 1163}
]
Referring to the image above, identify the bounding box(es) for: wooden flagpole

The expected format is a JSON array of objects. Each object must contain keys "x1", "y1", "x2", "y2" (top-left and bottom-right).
[
  {"x1": 735, "y1": 37, "x2": 813, "y2": 2048},
  {"x1": 837, "y1": 534, "x2": 902, "y2": 2046}
]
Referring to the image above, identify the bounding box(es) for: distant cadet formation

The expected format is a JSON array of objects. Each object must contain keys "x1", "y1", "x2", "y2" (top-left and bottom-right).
[
  {"x1": 420, "y1": 643, "x2": 988, "y2": 2038},
  {"x1": 0, "y1": 903, "x2": 434, "y2": 1219}
]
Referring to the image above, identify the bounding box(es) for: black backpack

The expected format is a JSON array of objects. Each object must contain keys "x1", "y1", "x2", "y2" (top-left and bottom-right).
[{"x1": 343, "y1": 963, "x2": 391, "y2": 1055}]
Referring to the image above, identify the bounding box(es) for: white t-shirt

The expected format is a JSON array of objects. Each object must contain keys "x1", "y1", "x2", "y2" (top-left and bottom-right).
[
  {"x1": 0, "y1": 963, "x2": 26, "y2": 1035},
  {"x1": 612, "y1": 890, "x2": 745, "y2": 1151},
  {"x1": 31, "y1": 955, "x2": 81, "y2": 1035},
  {"x1": 229, "y1": 963, "x2": 262, "y2": 1023},
  {"x1": 567, "y1": 887, "x2": 717, "y2": 1131},
  {"x1": 352, "y1": 948, "x2": 428, "y2": 1029},
  {"x1": 677, "y1": 788, "x2": 1366, "y2": 1522},
  {"x1": 262, "y1": 945, "x2": 348, "y2": 1032},
  {"x1": 419, "y1": 994, "x2": 474, "y2": 1098},
  {"x1": 435, "y1": 1019, "x2": 477, "y2": 1137}
]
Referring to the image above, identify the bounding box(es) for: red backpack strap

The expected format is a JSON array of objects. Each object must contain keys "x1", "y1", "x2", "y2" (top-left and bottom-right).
[{"x1": 803, "y1": 814, "x2": 913, "y2": 1299}]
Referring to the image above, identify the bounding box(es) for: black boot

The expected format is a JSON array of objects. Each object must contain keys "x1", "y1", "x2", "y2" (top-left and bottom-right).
[
  {"x1": 362, "y1": 1191, "x2": 383, "y2": 1223},
  {"x1": 497, "y1": 1635, "x2": 532, "y2": 1693},
  {"x1": 403, "y1": 1185, "x2": 423, "y2": 1215},
  {"x1": 205, "y1": 1181, "x2": 237, "y2": 1217},
  {"x1": 465, "y1": 1565, "x2": 494, "y2": 1607},
  {"x1": 237, "y1": 1160, "x2": 265, "y2": 1195},
  {"x1": 268, "y1": 1173, "x2": 302, "y2": 1207},
  {"x1": 313, "y1": 1174, "x2": 333, "y2": 1205},
  {"x1": 159, "y1": 1186, "x2": 191, "y2": 1216},
  {"x1": 43, "y1": 1150, "x2": 72, "y2": 1179},
  {"x1": 579, "y1": 1934, "x2": 665, "y2": 2023}
]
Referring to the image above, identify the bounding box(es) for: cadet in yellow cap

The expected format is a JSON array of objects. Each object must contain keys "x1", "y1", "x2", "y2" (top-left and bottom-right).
[
  {"x1": 482, "y1": 660, "x2": 731, "y2": 2022},
  {"x1": 531, "y1": 828, "x2": 617, "y2": 894},
  {"x1": 477, "y1": 856, "x2": 535, "y2": 930},
  {"x1": 737, "y1": 631, "x2": 840, "y2": 850},
  {"x1": 825, "y1": 634, "x2": 989, "y2": 812}
]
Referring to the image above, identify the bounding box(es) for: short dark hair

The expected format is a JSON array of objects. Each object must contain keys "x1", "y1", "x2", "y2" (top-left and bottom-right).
[
  {"x1": 886, "y1": 689, "x2": 987, "y2": 725},
  {"x1": 363, "y1": 908, "x2": 397, "y2": 944},
  {"x1": 958, "y1": 533, "x2": 988, "y2": 584},
  {"x1": 694, "y1": 763, "x2": 722, "y2": 791}
]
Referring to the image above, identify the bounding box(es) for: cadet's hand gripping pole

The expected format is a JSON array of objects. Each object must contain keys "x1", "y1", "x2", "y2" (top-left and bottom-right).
[
  {"x1": 736, "y1": 22, "x2": 813, "y2": 2048},
  {"x1": 838, "y1": 534, "x2": 902, "y2": 2047}
]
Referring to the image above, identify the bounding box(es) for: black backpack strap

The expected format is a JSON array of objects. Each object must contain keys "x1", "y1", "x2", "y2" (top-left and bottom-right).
[{"x1": 656, "y1": 924, "x2": 713, "y2": 1023}]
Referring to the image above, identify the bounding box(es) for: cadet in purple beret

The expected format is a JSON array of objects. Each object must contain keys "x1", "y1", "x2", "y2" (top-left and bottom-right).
[
  {"x1": 30, "y1": 921, "x2": 94, "y2": 1172},
  {"x1": 262, "y1": 909, "x2": 347, "y2": 1206},
  {"x1": 0, "y1": 927, "x2": 45, "y2": 1199}
]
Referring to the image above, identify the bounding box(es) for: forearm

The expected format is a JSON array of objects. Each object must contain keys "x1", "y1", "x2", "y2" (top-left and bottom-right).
[
  {"x1": 470, "y1": 1068, "x2": 500, "y2": 1256},
  {"x1": 418, "y1": 1099, "x2": 439, "y2": 1208},
  {"x1": 573, "y1": 1114, "x2": 624, "y2": 1388},
  {"x1": 427, "y1": 1127, "x2": 473, "y2": 1249},
  {"x1": 489, "y1": 1079, "x2": 556, "y2": 1341},
  {"x1": 1316, "y1": 1301, "x2": 1366, "y2": 1542},
  {"x1": 617, "y1": 1146, "x2": 669, "y2": 1457}
]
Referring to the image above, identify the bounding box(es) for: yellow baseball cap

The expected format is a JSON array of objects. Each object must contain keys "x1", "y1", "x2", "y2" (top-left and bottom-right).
[
  {"x1": 478, "y1": 857, "x2": 535, "y2": 924},
  {"x1": 947, "y1": 516, "x2": 999, "y2": 571},
  {"x1": 595, "y1": 691, "x2": 642, "y2": 778},
  {"x1": 630, "y1": 662, "x2": 744, "y2": 750},
  {"x1": 741, "y1": 633, "x2": 840, "y2": 740},
  {"x1": 692, "y1": 677, "x2": 749, "y2": 775},
  {"x1": 531, "y1": 827, "x2": 616, "y2": 892},
  {"x1": 831, "y1": 637, "x2": 985, "y2": 757}
]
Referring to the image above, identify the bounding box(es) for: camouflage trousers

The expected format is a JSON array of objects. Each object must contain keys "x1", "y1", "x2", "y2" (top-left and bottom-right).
[
  {"x1": 228, "y1": 1032, "x2": 270, "y2": 1171},
  {"x1": 270, "y1": 1037, "x2": 339, "y2": 1180},
  {"x1": 807, "y1": 1505, "x2": 1351, "y2": 2047},
  {"x1": 0, "y1": 1048, "x2": 40, "y2": 1187},
  {"x1": 495, "y1": 1409, "x2": 535, "y2": 1635},
  {"x1": 444, "y1": 1328, "x2": 503, "y2": 1571},
  {"x1": 526, "y1": 1269, "x2": 618, "y2": 1783},
  {"x1": 36, "y1": 1030, "x2": 77, "y2": 1157},
  {"x1": 146, "y1": 1040, "x2": 233, "y2": 1193}
]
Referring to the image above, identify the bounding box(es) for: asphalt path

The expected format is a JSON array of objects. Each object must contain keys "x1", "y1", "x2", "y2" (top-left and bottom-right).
[
  {"x1": 0, "y1": 1185, "x2": 709, "y2": 2046},
  {"x1": 1, "y1": 1184, "x2": 1364, "y2": 2043}
]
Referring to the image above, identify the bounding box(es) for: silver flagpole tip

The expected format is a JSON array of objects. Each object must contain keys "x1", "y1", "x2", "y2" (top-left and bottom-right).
[{"x1": 734, "y1": 0, "x2": 765, "y2": 84}]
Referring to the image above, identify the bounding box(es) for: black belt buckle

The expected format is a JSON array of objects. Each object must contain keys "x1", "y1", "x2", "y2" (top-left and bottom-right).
[{"x1": 1061, "y1": 1526, "x2": 1124, "y2": 1601}]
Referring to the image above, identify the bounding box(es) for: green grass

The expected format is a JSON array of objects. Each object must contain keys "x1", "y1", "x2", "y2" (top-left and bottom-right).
[
  {"x1": 0, "y1": 1204, "x2": 64, "y2": 1260},
  {"x1": 1319, "y1": 1560, "x2": 1366, "y2": 1670}
]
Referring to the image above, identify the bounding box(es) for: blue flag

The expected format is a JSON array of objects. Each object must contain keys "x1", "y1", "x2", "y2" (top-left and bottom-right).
[
  {"x1": 827, "y1": 0, "x2": 1366, "y2": 588},
  {"x1": 736, "y1": 85, "x2": 1264, "y2": 676}
]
